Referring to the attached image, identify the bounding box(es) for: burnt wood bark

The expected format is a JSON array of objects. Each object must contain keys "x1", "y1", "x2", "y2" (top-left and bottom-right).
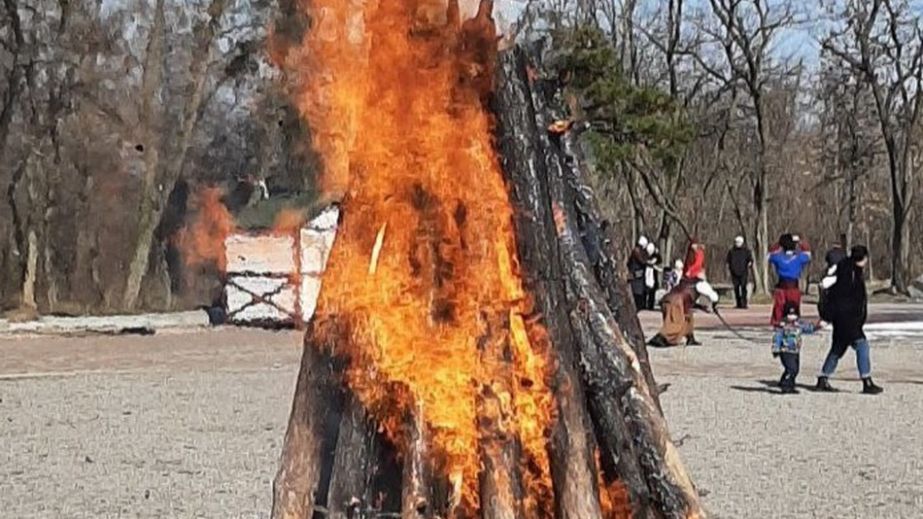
[
  {"x1": 551, "y1": 100, "x2": 703, "y2": 519},
  {"x1": 401, "y1": 407, "x2": 433, "y2": 519},
  {"x1": 560, "y1": 133, "x2": 660, "y2": 409},
  {"x1": 476, "y1": 315, "x2": 525, "y2": 519},
  {"x1": 477, "y1": 381, "x2": 523, "y2": 519},
  {"x1": 495, "y1": 47, "x2": 704, "y2": 518},
  {"x1": 494, "y1": 46, "x2": 604, "y2": 519},
  {"x1": 272, "y1": 324, "x2": 345, "y2": 519},
  {"x1": 326, "y1": 396, "x2": 385, "y2": 519}
]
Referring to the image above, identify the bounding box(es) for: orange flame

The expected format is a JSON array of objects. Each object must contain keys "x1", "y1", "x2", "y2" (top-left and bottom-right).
[
  {"x1": 597, "y1": 450, "x2": 633, "y2": 519},
  {"x1": 177, "y1": 187, "x2": 235, "y2": 271},
  {"x1": 287, "y1": 0, "x2": 556, "y2": 513}
]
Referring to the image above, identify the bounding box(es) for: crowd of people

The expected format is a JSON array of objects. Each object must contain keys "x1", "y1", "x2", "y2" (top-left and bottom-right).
[{"x1": 634, "y1": 233, "x2": 883, "y2": 395}]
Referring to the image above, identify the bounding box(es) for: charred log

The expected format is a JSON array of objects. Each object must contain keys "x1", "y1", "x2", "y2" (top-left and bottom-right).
[
  {"x1": 494, "y1": 47, "x2": 704, "y2": 518},
  {"x1": 272, "y1": 322, "x2": 346, "y2": 519},
  {"x1": 326, "y1": 396, "x2": 386, "y2": 519},
  {"x1": 401, "y1": 406, "x2": 433, "y2": 519},
  {"x1": 476, "y1": 315, "x2": 525, "y2": 519},
  {"x1": 559, "y1": 133, "x2": 660, "y2": 409},
  {"x1": 519, "y1": 44, "x2": 659, "y2": 409},
  {"x1": 477, "y1": 381, "x2": 524, "y2": 519},
  {"x1": 493, "y1": 46, "x2": 604, "y2": 519}
]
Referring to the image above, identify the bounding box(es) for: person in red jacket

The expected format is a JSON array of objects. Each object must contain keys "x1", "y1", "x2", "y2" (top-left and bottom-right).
[{"x1": 683, "y1": 240, "x2": 706, "y2": 280}]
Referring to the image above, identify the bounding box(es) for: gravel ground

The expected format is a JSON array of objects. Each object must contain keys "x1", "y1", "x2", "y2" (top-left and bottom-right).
[
  {"x1": 651, "y1": 330, "x2": 923, "y2": 519},
  {"x1": 1, "y1": 325, "x2": 922, "y2": 518},
  {"x1": 0, "y1": 329, "x2": 302, "y2": 519}
]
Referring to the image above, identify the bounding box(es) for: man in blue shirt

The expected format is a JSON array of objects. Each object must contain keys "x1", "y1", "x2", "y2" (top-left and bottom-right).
[{"x1": 768, "y1": 234, "x2": 812, "y2": 325}]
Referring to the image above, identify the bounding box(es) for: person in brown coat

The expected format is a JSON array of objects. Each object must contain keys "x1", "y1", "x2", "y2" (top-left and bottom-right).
[{"x1": 647, "y1": 278, "x2": 720, "y2": 347}]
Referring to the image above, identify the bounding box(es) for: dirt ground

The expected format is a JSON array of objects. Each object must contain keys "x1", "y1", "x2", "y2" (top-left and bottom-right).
[{"x1": 1, "y1": 309, "x2": 922, "y2": 518}]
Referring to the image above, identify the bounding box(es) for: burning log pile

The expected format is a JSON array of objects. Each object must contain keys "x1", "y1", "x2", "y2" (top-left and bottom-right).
[{"x1": 271, "y1": 1, "x2": 704, "y2": 518}]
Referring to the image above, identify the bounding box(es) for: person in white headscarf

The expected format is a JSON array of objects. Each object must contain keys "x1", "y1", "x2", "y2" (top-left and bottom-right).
[
  {"x1": 648, "y1": 277, "x2": 720, "y2": 347},
  {"x1": 663, "y1": 259, "x2": 683, "y2": 293}
]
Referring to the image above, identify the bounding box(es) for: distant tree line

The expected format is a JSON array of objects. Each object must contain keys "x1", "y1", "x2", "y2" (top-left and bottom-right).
[
  {"x1": 0, "y1": 0, "x2": 318, "y2": 315},
  {"x1": 2, "y1": 0, "x2": 921, "y2": 316}
]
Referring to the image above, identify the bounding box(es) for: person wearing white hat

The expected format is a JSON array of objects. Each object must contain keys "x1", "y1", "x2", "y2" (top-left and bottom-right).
[
  {"x1": 662, "y1": 259, "x2": 683, "y2": 294},
  {"x1": 726, "y1": 236, "x2": 754, "y2": 309}
]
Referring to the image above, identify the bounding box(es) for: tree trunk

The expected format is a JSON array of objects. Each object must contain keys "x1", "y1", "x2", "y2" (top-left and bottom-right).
[
  {"x1": 122, "y1": 0, "x2": 167, "y2": 310},
  {"x1": 751, "y1": 174, "x2": 769, "y2": 296},
  {"x1": 890, "y1": 199, "x2": 908, "y2": 293},
  {"x1": 846, "y1": 170, "x2": 858, "y2": 249},
  {"x1": 21, "y1": 229, "x2": 38, "y2": 310},
  {"x1": 123, "y1": 0, "x2": 227, "y2": 310}
]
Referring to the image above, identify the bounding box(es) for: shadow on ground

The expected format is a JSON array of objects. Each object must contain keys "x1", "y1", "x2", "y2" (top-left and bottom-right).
[{"x1": 729, "y1": 379, "x2": 859, "y2": 395}]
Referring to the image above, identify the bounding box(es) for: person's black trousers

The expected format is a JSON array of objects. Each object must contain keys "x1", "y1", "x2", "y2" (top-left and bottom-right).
[
  {"x1": 731, "y1": 274, "x2": 749, "y2": 308},
  {"x1": 633, "y1": 292, "x2": 646, "y2": 312},
  {"x1": 779, "y1": 352, "x2": 800, "y2": 388}
]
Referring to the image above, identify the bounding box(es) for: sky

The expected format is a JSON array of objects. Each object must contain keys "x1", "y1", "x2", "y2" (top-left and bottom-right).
[{"x1": 490, "y1": 0, "x2": 915, "y2": 66}]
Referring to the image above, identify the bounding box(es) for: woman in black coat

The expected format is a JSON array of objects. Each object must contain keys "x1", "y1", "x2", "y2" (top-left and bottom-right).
[{"x1": 815, "y1": 245, "x2": 883, "y2": 394}]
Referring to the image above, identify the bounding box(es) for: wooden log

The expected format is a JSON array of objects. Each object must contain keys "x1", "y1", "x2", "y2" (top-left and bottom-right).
[
  {"x1": 552, "y1": 168, "x2": 704, "y2": 519},
  {"x1": 272, "y1": 322, "x2": 345, "y2": 519},
  {"x1": 559, "y1": 131, "x2": 660, "y2": 409},
  {"x1": 476, "y1": 313, "x2": 524, "y2": 519},
  {"x1": 516, "y1": 43, "x2": 659, "y2": 410},
  {"x1": 494, "y1": 47, "x2": 604, "y2": 519},
  {"x1": 326, "y1": 396, "x2": 386, "y2": 519},
  {"x1": 493, "y1": 44, "x2": 703, "y2": 518},
  {"x1": 492, "y1": 45, "x2": 649, "y2": 514},
  {"x1": 477, "y1": 381, "x2": 523, "y2": 519},
  {"x1": 401, "y1": 406, "x2": 433, "y2": 519},
  {"x1": 535, "y1": 110, "x2": 656, "y2": 519}
]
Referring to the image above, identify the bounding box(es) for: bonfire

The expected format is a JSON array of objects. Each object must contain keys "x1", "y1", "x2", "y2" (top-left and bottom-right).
[{"x1": 271, "y1": 1, "x2": 704, "y2": 518}]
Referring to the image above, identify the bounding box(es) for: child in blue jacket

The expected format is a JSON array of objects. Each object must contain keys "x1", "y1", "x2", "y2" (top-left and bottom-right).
[{"x1": 773, "y1": 303, "x2": 824, "y2": 394}]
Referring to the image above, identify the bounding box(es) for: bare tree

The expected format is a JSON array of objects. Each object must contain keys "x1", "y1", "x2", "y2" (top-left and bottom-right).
[
  {"x1": 0, "y1": 0, "x2": 288, "y2": 314},
  {"x1": 822, "y1": 0, "x2": 923, "y2": 293},
  {"x1": 122, "y1": 0, "x2": 231, "y2": 310},
  {"x1": 816, "y1": 57, "x2": 880, "y2": 248},
  {"x1": 632, "y1": 0, "x2": 718, "y2": 260},
  {"x1": 697, "y1": 0, "x2": 801, "y2": 293}
]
